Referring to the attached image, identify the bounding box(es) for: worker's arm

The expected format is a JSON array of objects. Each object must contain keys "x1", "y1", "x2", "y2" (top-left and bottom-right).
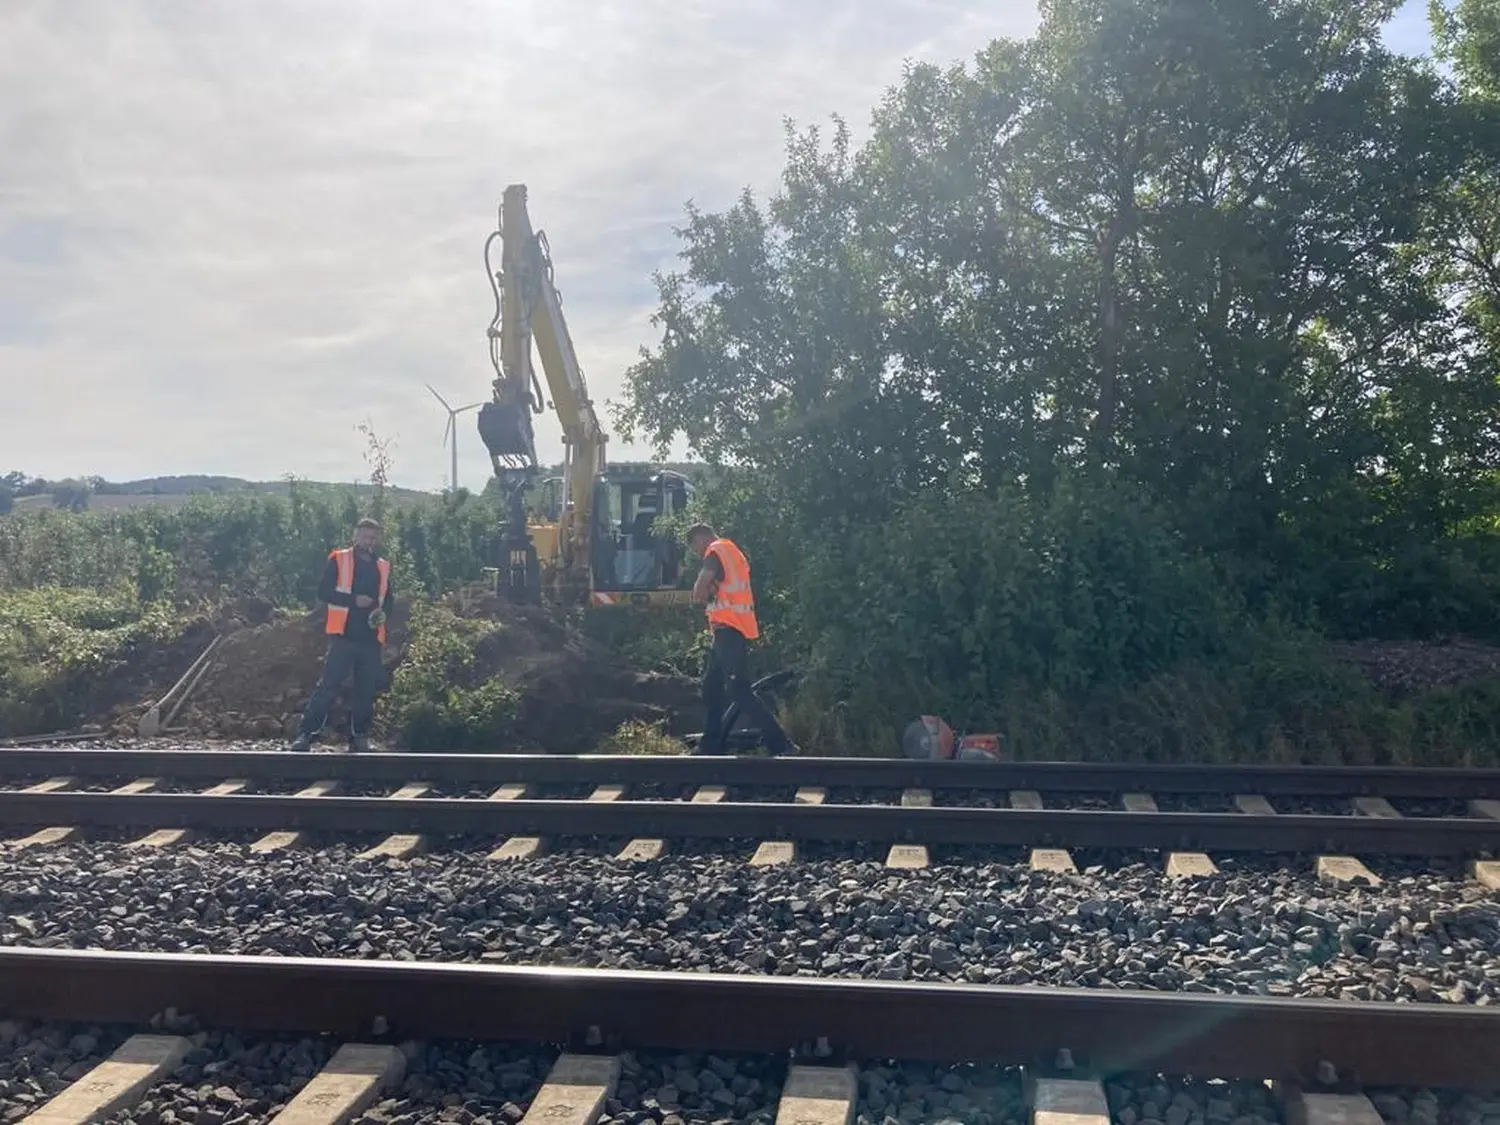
[
  {"x1": 316, "y1": 557, "x2": 353, "y2": 607},
  {"x1": 692, "y1": 552, "x2": 723, "y2": 606},
  {"x1": 382, "y1": 571, "x2": 395, "y2": 615}
]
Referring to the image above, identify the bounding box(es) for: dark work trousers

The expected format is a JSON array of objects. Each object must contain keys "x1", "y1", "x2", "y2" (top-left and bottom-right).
[
  {"x1": 297, "y1": 636, "x2": 384, "y2": 741},
  {"x1": 699, "y1": 625, "x2": 793, "y2": 756}
]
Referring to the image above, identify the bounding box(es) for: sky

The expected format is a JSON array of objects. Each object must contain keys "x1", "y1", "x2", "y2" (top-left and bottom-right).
[{"x1": 0, "y1": 0, "x2": 1437, "y2": 493}]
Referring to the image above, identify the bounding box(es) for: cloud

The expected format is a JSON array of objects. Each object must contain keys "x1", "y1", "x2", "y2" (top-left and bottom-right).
[
  {"x1": 0, "y1": 0, "x2": 1037, "y2": 489},
  {"x1": 0, "y1": 0, "x2": 1431, "y2": 489}
]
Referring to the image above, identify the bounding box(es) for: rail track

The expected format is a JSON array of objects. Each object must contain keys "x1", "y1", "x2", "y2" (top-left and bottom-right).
[
  {"x1": 5, "y1": 752, "x2": 1500, "y2": 1125},
  {"x1": 2, "y1": 749, "x2": 1499, "y2": 881},
  {"x1": 3, "y1": 947, "x2": 1499, "y2": 1125}
]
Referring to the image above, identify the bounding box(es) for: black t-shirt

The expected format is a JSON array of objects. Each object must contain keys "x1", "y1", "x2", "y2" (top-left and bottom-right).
[{"x1": 701, "y1": 551, "x2": 725, "y2": 582}]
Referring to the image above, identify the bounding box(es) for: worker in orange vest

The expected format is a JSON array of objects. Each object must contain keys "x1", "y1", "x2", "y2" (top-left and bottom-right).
[
  {"x1": 688, "y1": 523, "x2": 795, "y2": 756},
  {"x1": 290, "y1": 518, "x2": 394, "y2": 752}
]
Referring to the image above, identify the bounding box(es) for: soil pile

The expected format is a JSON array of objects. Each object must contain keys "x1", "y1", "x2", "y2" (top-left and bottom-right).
[
  {"x1": 114, "y1": 592, "x2": 697, "y2": 751},
  {"x1": 456, "y1": 591, "x2": 699, "y2": 752}
]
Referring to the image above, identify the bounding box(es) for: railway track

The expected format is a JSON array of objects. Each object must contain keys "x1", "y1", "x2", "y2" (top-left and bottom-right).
[
  {"x1": 4, "y1": 751, "x2": 1500, "y2": 1125},
  {"x1": 1, "y1": 749, "x2": 1499, "y2": 882},
  {"x1": 2, "y1": 948, "x2": 1498, "y2": 1125}
]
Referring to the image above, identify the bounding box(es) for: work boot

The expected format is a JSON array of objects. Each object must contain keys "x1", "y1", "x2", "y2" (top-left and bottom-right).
[
  {"x1": 350, "y1": 735, "x2": 372, "y2": 754},
  {"x1": 288, "y1": 734, "x2": 313, "y2": 752}
]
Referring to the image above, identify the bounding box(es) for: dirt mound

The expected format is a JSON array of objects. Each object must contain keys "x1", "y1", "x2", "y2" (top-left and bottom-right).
[
  {"x1": 446, "y1": 591, "x2": 698, "y2": 752},
  {"x1": 1328, "y1": 637, "x2": 1500, "y2": 696},
  {"x1": 128, "y1": 591, "x2": 696, "y2": 750}
]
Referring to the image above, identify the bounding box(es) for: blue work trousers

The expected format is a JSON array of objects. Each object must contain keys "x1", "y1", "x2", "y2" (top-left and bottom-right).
[{"x1": 297, "y1": 636, "x2": 384, "y2": 740}]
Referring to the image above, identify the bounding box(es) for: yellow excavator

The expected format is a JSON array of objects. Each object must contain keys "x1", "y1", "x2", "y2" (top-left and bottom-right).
[{"x1": 476, "y1": 184, "x2": 697, "y2": 607}]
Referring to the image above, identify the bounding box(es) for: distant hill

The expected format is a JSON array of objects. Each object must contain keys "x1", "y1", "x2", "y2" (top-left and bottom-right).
[
  {"x1": 98, "y1": 475, "x2": 438, "y2": 505},
  {"x1": 4, "y1": 474, "x2": 441, "y2": 515},
  {"x1": 3, "y1": 463, "x2": 715, "y2": 516}
]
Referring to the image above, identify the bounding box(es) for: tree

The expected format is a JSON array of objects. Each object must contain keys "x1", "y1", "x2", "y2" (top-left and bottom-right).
[
  {"x1": 620, "y1": 0, "x2": 1497, "y2": 637},
  {"x1": 356, "y1": 420, "x2": 396, "y2": 523}
]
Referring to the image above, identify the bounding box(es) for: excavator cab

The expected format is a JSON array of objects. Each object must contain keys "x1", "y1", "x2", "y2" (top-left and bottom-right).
[{"x1": 587, "y1": 466, "x2": 695, "y2": 606}]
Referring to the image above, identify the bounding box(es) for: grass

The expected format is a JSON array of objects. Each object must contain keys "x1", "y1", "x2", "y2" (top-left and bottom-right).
[{"x1": 596, "y1": 718, "x2": 690, "y2": 755}]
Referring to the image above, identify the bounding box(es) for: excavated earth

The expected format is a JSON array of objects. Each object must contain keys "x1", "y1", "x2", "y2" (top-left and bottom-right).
[{"x1": 98, "y1": 595, "x2": 696, "y2": 752}]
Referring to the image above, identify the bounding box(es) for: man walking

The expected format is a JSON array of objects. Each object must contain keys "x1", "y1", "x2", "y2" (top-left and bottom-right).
[
  {"x1": 290, "y1": 518, "x2": 394, "y2": 752},
  {"x1": 688, "y1": 523, "x2": 795, "y2": 756}
]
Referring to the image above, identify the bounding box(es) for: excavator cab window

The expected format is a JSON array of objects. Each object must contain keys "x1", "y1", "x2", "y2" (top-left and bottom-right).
[
  {"x1": 534, "y1": 476, "x2": 564, "y2": 523},
  {"x1": 588, "y1": 471, "x2": 695, "y2": 592}
]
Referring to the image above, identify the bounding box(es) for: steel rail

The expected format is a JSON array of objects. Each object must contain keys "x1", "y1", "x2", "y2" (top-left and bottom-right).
[
  {"x1": 4, "y1": 748, "x2": 1500, "y2": 797},
  {"x1": 1, "y1": 947, "x2": 1495, "y2": 1086},
  {"x1": 2, "y1": 791, "x2": 1497, "y2": 854}
]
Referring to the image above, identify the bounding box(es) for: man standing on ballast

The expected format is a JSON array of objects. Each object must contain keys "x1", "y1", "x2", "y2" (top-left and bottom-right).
[{"x1": 289, "y1": 517, "x2": 394, "y2": 752}]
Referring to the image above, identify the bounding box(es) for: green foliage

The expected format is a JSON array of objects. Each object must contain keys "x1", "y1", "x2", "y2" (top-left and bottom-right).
[
  {"x1": 580, "y1": 605, "x2": 708, "y2": 679},
  {"x1": 596, "y1": 718, "x2": 689, "y2": 755},
  {"x1": 379, "y1": 601, "x2": 519, "y2": 750},
  {"x1": 0, "y1": 486, "x2": 496, "y2": 608},
  {"x1": 788, "y1": 477, "x2": 1247, "y2": 737},
  {"x1": 0, "y1": 586, "x2": 178, "y2": 734},
  {"x1": 617, "y1": 0, "x2": 1500, "y2": 761}
]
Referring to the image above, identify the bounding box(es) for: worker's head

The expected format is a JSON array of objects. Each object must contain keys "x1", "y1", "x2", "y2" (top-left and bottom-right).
[
  {"x1": 687, "y1": 523, "x2": 716, "y2": 558},
  {"x1": 353, "y1": 518, "x2": 383, "y2": 555}
]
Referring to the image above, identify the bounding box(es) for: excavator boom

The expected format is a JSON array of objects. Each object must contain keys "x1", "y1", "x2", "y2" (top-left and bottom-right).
[{"x1": 476, "y1": 184, "x2": 694, "y2": 607}]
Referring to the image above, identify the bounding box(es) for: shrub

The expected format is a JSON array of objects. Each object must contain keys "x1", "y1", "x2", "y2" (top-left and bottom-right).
[
  {"x1": 378, "y1": 601, "x2": 519, "y2": 750},
  {"x1": 0, "y1": 586, "x2": 178, "y2": 734}
]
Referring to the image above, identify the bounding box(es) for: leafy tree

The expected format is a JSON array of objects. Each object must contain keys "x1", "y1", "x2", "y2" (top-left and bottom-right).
[{"x1": 617, "y1": 0, "x2": 1500, "y2": 752}]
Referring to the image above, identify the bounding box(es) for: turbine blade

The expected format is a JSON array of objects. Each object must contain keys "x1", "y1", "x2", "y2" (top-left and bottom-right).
[{"x1": 426, "y1": 383, "x2": 451, "y2": 410}]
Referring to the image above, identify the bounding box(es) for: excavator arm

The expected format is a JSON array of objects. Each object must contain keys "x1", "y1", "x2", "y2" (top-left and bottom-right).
[{"x1": 477, "y1": 184, "x2": 607, "y2": 599}]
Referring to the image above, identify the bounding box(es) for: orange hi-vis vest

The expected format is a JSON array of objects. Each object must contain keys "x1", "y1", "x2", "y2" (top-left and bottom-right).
[
  {"x1": 705, "y1": 537, "x2": 759, "y2": 640},
  {"x1": 326, "y1": 547, "x2": 392, "y2": 644}
]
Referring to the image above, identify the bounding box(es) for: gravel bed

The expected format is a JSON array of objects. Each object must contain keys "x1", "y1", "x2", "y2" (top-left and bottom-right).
[
  {"x1": 855, "y1": 1061, "x2": 1025, "y2": 1125},
  {"x1": 1392, "y1": 798, "x2": 1475, "y2": 819},
  {"x1": 1154, "y1": 793, "x2": 1236, "y2": 813},
  {"x1": 424, "y1": 783, "x2": 521, "y2": 800},
  {"x1": 1103, "y1": 1075, "x2": 1282, "y2": 1125},
  {"x1": 827, "y1": 787, "x2": 906, "y2": 806},
  {"x1": 365, "y1": 1045, "x2": 785, "y2": 1125},
  {"x1": 1039, "y1": 791, "x2": 1118, "y2": 811},
  {"x1": 100, "y1": 1030, "x2": 337, "y2": 1125},
  {"x1": 69, "y1": 777, "x2": 221, "y2": 794},
  {"x1": 600, "y1": 1050, "x2": 782, "y2": 1125},
  {"x1": 4, "y1": 845, "x2": 1499, "y2": 999},
  {"x1": 618, "y1": 783, "x2": 705, "y2": 802},
  {"x1": 1267, "y1": 795, "x2": 1354, "y2": 816},
  {"x1": 729, "y1": 785, "x2": 799, "y2": 804},
  {"x1": 944, "y1": 791, "x2": 1007, "y2": 808},
  {"x1": 0, "y1": 1020, "x2": 131, "y2": 1123},
  {"x1": 1365, "y1": 1086, "x2": 1500, "y2": 1125}
]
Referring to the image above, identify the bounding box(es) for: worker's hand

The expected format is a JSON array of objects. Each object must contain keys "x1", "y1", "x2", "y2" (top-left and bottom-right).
[
  {"x1": 368, "y1": 609, "x2": 387, "y2": 630},
  {"x1": 355, "y1": 595, "x2": 375, "y2": 608}
]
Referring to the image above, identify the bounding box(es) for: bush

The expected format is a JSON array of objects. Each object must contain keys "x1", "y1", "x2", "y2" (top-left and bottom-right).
[
  {"x1": 787, "y1": 475, "x2": 1247, "y2": 745},
  {"x1": 378, "y1": 601, "x2": 520, "y2": 750},
  {"x1": 0, "y1": 486, "x2": 496, "y2": 607},
  {"x1": 0, "y1": 586, "x2": 178, "y2": 734}
]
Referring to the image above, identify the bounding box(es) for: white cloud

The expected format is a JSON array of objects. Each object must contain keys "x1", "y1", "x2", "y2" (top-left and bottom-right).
[
  {"x1": 0, "y1": 0, "x2": 1432, "y2": 491},
  {"x1": 0, "y1": 0, "x2": 1038, "y2": 490}
]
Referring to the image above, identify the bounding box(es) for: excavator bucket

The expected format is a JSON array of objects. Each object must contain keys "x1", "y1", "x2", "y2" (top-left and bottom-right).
[{"x1": 478, "y1": 397, "x2": 535, "y2": 463}]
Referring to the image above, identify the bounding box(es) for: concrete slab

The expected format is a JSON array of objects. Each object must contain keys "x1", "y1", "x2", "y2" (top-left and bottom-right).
[
  {"x1": 519, "y1": 1055, "x2": 620, "y2": 1125},
  {"x1": 775, "y1": 1067, "x2": 856, "y2": 1125},
  {"x1": 23, "y1": 1035, "x2": 189, "y2": 1125},
  {"x1": 267, "y1": 1044, "x2": 405, "y2": 1125}
]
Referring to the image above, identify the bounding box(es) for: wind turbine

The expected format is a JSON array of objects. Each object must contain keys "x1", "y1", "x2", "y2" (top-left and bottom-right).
[{"x1": 426, "y1": 384, "x2": 484, "y2": 493}]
